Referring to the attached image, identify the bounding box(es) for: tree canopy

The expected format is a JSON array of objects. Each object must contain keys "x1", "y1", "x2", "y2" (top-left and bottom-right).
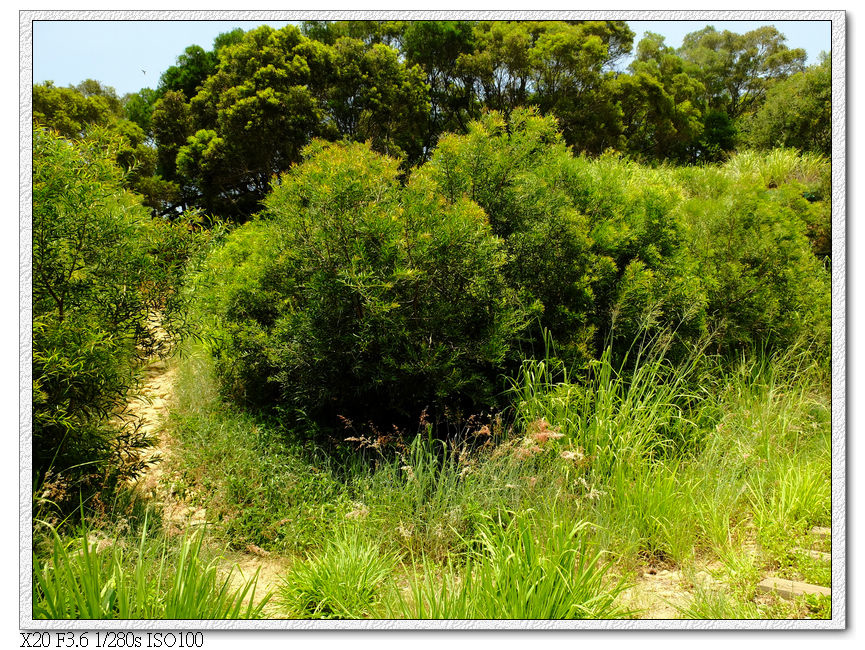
[{"x1": 35, "y1": 20, "x2": 830, "y2": 223}]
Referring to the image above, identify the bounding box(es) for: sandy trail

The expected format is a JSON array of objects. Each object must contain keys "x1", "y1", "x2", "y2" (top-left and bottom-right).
[{"x1": 127, "y1": 339, "x2": 289, "y2": 615}]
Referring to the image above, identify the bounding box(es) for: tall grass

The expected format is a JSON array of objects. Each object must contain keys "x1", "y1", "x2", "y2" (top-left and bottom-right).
[
  {"x1": 278, "y1": 531, "x2": 399, "y2": 619},
  {"x1": 33, "y1": 518, "x2": 271, "y2": 619},
  {"x1": 390, "y1": 511, "x2": 631, "y2": 619},
  {"x1": 724, "y1": 148, "x2": 829, "y2": 189},
  {"x1": 509, "y1": 336, "x2": 702, "y2": 475}
]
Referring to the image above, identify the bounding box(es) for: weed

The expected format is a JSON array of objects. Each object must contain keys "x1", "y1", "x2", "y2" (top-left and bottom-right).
[
  {"x1": 32, "y1": 518, "x2": 270, "y2": 619},
  {"x1": 391, "y1": 511, "x2": 631, "y2": 619},
  {"x1": 278, "y1": 532, "x2": 398, "y2": 619}
]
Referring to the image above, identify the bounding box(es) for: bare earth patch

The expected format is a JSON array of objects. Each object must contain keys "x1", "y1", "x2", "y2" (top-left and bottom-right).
[
  {"x1": 617, "y1": 562, "x2": 724, "y2": 619},
  {"x1": 127, "y1": 350, "x2": 289, "y2": 614}
]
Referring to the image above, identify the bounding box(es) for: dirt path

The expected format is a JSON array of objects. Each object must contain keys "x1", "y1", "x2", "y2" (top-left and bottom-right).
[
  {"x1": 617, "y1": 563, "x2": 723, "y2": 618},
  {"x1": 127, "y1": 347, "x2": 289, "y2": 615},
  {"x1": 127, "y1": 358, "x2": 208, "y2": 533}
]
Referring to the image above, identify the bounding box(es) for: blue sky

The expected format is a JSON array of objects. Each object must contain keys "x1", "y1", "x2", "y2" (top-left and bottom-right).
[{"x1": 31, "y1": 18, "x2": 831, "y2": 97}]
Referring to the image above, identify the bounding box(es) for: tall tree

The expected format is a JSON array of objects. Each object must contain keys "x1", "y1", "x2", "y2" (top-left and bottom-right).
[
  {"x1": 617, "y1": 32, "x2": 705, "y2": 161},
  {"x1": 678, "y1": 25, "x2": 806, "y2": 120},
  {"x1": 528, "y1": 21, "x2": 630, "y2": 154},
  {"x1": 741, "y1": 55, "x2": 831, "y2": 156},
  {"x1": 176, "y1": 25, "x2": 327, "y2": 218},
  {"x1": 324, "y1": 37, "x2": 429, "y2": 161},
  {"x1": 33, "y1": 80, "x2": 121, "y2": 138},
  {"x1": 402, "y1": 20, "x2": 477, "y2": 155}
]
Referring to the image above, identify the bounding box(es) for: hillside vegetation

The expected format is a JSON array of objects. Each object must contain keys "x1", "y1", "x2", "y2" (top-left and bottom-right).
[{"x1": 31, "y1": 20, "x2": 833, "y2": 621}]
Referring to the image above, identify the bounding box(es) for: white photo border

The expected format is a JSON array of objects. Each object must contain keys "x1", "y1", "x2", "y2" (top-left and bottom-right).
[{"x1": 19, "y1": 8, "x2": 847, "y2": 631}]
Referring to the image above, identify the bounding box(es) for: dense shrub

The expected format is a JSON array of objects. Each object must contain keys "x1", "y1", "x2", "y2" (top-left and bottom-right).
[
  {"x1": 199, "y1": 140, "x2": 527, "y2": 431},
  {"x1": 425, "y1": 109, "x2": 596, "y2": 361},
  {"x1": 557, "y1": 152, "x2": 707, "y2": 356},
  {"x1": 197, "y1": 112, "x2": 830, "y2": 438},
  {"x1": 32, "y1": 126, "x2": 206, "y2": 498},
  {"x1": 680, "y1": 179, "x2": 830, "y2": 353},
  {"x1": 741, "y1": 57, "x2": 831, "y2": 157}
]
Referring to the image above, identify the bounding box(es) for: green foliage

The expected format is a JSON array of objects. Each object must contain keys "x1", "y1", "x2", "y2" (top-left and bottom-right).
[
  {"x1": 742, "y1": 58, "x2": 831, "y2": 156},
  {"x1": 323, "y1": 37, "x2": 430, "y2": 161},
  {"x1": 426, "y1": 109, "x2": 596, "y2": 360},
  {"x1": 131, "y1": 20, "x2": 830, "y2": 221},
  {"x1": 32, "y1": 126, "x2": 209, "y2": 503},
  {"x1": 678, "y1": 25, "x2": 806, "y2": 120},
  {"x1": 278, "y1": 533, "x2": 398, "y2": 618},
  {"x1": 618, "y1": 43, "x2": 706, "y2": 162},
  {"x1": 31, "y1": 20, "x2": 835, "y2": 622},
  {"x1": 748, "y1": 453, "x2": 830, "y2": 539},
  {"x1": 34, "y1": 80, "x2": 124, "y2": 138},
  {"x1": 32, "y1": 80, "x2": 179, "y2": 213},
  {"x1": 122, "y1": 87, "x2": 160, "y2": 133},
  {"x1": 166, "y1": 346, "x2": 347, "y2": 553},
  {"x1": 162, "y1": 325, "x2": 831, "y2": 620},
  {"x1": 401, "y1": 20, "x2": 477, "y2": 152},
  {"x1": 158, "y1": 45, "x2": 219, "y2": 100},
  {"x1": 152, "y1": 24, "x2": 432, "y2": 220},
  {"x1": 680, "y1": 160, "x2": 830, "y2": 352},
  {"x1": 194, "y1": 109, "x2": 829, "y2": 438},
  {"x1": 392, "y1": 512, "x2": 631, "y2": 619},
  {"x1": 200, "y1": 139, "x2": 526, "y2": 429},
  {"x1": 558, "y1": 151, "x2": 706, "y2": 354},
  {"x1": 33, "y1": 522, "x2": 270, "y2": 619},
  {"x1": 509, "y1": 336, "x2": 703, "y2": 476}
]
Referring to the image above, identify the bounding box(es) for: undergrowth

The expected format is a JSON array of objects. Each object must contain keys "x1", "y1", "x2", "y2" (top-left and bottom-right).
[{"x1": 154, "y1": 333, "x2": 831, "y2": 620}]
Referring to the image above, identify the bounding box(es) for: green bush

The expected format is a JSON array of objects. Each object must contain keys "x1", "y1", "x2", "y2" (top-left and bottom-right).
[
  {"x1": 425, "y1": 109, "x2": 597, "y2": 361},
  {"x1": 680, "y1": 177, "x2": 830, "y2": 353},
  {"x1": 196, "y1": 115, "x2": 830, "y2": 438},
  {"x1": 200, "y1": 139, "x2": 527, "y2": 431},
  {"x1": 558, "y1": 152, "x2": 707, "y2": 359},
  {"x1": 32, "y1": 126, "x2": 209, "y2": 506},
  {"x1": 278, "y1": 533, "x2": 398, "y2": 618}
]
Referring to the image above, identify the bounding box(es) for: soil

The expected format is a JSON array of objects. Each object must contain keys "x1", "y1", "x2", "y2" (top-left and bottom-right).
[
  {"x1": 617, "y1": 563, "x2": 724, "y2": 619},
  {"x1": 127, "y1": 338, "x2": 289, "y2": 613}
]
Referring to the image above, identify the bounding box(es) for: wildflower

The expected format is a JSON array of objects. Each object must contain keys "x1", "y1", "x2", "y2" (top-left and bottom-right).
[
  {"x1": 397, "y1": 523, "x2": 413, "y2": 539},
  {"x1": 534, "y1": 430, "x2": 565, "y2": 444},
  {"x1": 346, "y1": 502, "x2": 370, "y2": 519},
  {"x1": 576, "y1": 476, "x2": 605, "y2": 501},
  {"x1": 528, "y1": 418, "x2": 564, "y2": 443},
  {"x1": 560, "y1": 449, "x2": 585, "y2": 462}
]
